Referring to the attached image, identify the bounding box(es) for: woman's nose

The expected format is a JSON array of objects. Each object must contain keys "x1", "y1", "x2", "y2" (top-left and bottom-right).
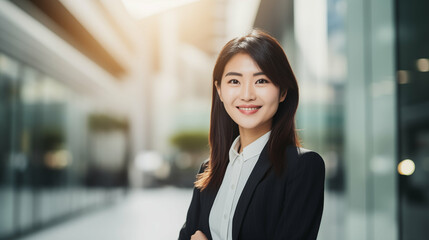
[{"x1": 240, "y1": 81, "x2": 256, "y2": 101}]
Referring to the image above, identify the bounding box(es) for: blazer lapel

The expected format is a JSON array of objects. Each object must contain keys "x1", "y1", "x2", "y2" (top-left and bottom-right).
[{"x1": 232, "y1": 144, "x2": 272, "y2": 240}]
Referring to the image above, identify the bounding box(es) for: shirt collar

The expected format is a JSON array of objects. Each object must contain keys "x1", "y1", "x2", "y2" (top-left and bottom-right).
[{"x1": 229, "y1": 131, "x2": 271, "y2": 163}]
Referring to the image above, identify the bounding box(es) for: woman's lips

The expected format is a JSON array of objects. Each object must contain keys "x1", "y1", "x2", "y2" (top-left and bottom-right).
[{"x1": 236, "y1": 105, "x2": 262, "y2": 115}]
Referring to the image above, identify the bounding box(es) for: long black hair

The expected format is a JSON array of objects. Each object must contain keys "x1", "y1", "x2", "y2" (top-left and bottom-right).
[{"x1": 195, "y1": 29, "x2": 300, "y2": 190}]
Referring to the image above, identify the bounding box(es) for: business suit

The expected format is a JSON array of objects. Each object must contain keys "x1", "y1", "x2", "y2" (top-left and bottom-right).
[{"x1": 179, "y1": 144, "x2": 325, "y2": 240}]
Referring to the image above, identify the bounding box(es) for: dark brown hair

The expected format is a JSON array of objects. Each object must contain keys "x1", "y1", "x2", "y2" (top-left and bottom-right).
[{"x1": 195, "y1": 29, "x2": 300, "y2": 190}]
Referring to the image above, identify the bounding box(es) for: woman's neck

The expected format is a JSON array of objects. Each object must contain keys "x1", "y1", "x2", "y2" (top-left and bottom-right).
[{"x1": 238, "y1": 127, "x2": 271, "y2": 153}]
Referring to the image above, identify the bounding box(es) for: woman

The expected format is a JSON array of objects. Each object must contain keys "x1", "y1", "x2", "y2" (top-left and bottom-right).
[{"x1": 179, "y1": 29, "x2": 325, "y2": 240}]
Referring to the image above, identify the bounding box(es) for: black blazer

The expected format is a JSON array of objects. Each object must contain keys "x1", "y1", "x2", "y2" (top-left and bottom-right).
[{"x1": 179, "y1": 144, "x2": 325, "y2": 240}]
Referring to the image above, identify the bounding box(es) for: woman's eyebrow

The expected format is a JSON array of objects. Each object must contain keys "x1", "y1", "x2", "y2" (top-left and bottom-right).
[
  {"x1": 224, "y1": 72, "x2": 265, "y2": 77},
  {"x1": 253, "y1": 72, "x2": 265, "y2": 76},
  {"x1": 224, "y1": 72, "x2": 242, "y2": 77}
]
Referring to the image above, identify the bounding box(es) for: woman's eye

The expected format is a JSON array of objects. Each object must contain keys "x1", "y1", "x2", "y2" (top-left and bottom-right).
[
  {"x1": 228, "y1": 79, "x2": 239, "y2": 84},
  {"x1": 256, "y1": 79, "x2": 269, "y2": 84}
]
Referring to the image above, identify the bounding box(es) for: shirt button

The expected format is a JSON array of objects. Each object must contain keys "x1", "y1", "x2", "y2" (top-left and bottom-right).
[
  {"x1": 231, "y1": 184, "x2": 235, "y2": 190},
  {"x1": 224, "y1": 214, "x2": 228, "y2": 219}
]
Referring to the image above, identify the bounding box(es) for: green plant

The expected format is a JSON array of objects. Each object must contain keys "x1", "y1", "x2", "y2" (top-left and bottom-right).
[
  {"x1": 170, "y1": 130, "x2": 209, "y2": 152},
  {"x1": 88, "y1": 113, "x2": 129, "y2": 132}
]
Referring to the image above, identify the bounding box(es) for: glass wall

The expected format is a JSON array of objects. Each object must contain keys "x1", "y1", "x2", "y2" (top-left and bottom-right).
[
  {"x1": 397, "y1": 0, "x2": 429, "y2": 238},
  {"x1": 0, "y1": 53, "x2": 128, "y2": 239},
  {"x1": 293, "y1": 0, "x2": 348, "y2": 238},
  {"x1": 292, "y1": 0, "x2": 397, "y2": 239},
  {"x1": 0, "y1": 49, "x2": 19, "y2": 239}
]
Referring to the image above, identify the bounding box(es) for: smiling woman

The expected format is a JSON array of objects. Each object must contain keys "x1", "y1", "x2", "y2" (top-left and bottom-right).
[
  {"x1": 215, "y1": 53, "x2": 286, "y2": 139},
  {"x1": 179, "y1": 29, "x2": 325, "y2": 240}
]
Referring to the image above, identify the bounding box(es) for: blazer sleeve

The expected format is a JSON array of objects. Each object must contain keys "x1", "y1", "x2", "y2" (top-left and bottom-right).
[
  {"x1": 273, "y1": 151, "x2": 325, "y2": 240},
  {"x1": 178, "y1": 162, "x2": 206, "y2": 240}
]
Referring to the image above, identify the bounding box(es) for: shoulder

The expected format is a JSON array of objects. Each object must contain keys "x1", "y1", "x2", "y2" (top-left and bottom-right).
[
  {"x1": 297, "y1": 148, "x2": 324, "y2": 166},
  {"x1": 285, "y1": 146, "x2": 325, "y2": 178}
]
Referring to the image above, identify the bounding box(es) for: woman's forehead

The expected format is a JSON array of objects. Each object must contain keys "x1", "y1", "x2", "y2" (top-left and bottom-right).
[{"x1": 223, "y1": 53, "x2": 263, "y2": 76}]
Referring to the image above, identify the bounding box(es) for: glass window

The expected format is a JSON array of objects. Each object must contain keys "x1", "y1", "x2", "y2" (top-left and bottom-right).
[
  {"x1": 0, "y1": 53, "x2": 19, "y2": 238},
  {"x1": 397, "y1": 0, "x2": 429, "y2": 238},
  {"x1": 15, "y1": 66, "x2": 40, "y2": 231}
]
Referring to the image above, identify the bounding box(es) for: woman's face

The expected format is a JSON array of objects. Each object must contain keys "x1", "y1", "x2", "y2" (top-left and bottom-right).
[{"x1": 216, "y1": 53, "x2": 286, "y2": 134}]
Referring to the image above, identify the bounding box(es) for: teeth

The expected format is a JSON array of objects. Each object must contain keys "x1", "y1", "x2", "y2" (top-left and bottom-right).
[{"x1": 239, "y1": 107, "x2": 259, "y2": 111}]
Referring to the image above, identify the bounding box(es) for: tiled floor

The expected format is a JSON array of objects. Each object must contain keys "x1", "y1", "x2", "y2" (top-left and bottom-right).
[{"x1": 19, "y1": 187, "x2": 193, "y2": 240}]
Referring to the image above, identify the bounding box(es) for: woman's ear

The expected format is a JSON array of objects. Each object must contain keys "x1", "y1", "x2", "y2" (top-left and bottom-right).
[
  {"x1": 280, "y1": 89, "x2": 287, "y2": 102},
  {"x1": 215, "y1": 81, "x2": 223, "y2": 102}
]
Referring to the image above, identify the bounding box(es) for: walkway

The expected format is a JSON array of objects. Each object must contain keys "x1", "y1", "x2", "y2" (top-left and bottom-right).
[{"x1": 19, "y1": 187, "x2": 193, "y2": 240}]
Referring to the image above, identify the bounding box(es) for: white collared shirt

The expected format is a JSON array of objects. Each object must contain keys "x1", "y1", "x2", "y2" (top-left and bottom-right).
[{"x1": 209, "y1": 131, "x2": 271, "y2": 240}]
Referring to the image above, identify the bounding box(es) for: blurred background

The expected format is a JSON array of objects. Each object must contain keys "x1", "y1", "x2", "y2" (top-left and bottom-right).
[{"x1": 0, "y1": 0, "x2": 427, "y2": 239}]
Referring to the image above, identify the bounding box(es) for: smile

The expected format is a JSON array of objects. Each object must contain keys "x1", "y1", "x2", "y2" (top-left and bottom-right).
[
  {"x1": 239, "y1": 107, "x2": 260, "y2": 110},
  {"x1": 237, "y1": 105, "x2": 262, "y2": 115}
]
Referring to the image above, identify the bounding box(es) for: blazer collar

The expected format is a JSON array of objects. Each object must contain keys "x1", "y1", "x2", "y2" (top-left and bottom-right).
[{"x1": 232, "y1": 142, "x2": 272, "y2": 240}]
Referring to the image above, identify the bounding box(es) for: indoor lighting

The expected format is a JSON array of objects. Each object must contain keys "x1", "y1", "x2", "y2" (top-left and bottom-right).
[
  {"x1": 397, "y1": 70, "x2": 409, "y2": 84},
  {"x1": 416, "y1": 58, "x2": 429, "y2": 72},
  {"x1": 398, "y1": 159, "x2": 415, "y2": 176},
  {"x1": 121, "y1": 0, "x2": 201, "y2": 19}
]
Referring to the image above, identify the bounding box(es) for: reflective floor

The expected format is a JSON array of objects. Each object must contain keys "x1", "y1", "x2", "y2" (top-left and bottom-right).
[
  {"x1": 18, "y1": 187, "x2": 193, "y2": 240},
  {"x1": 16, "y1": 187, "x2": 342, "y2": 240}
]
